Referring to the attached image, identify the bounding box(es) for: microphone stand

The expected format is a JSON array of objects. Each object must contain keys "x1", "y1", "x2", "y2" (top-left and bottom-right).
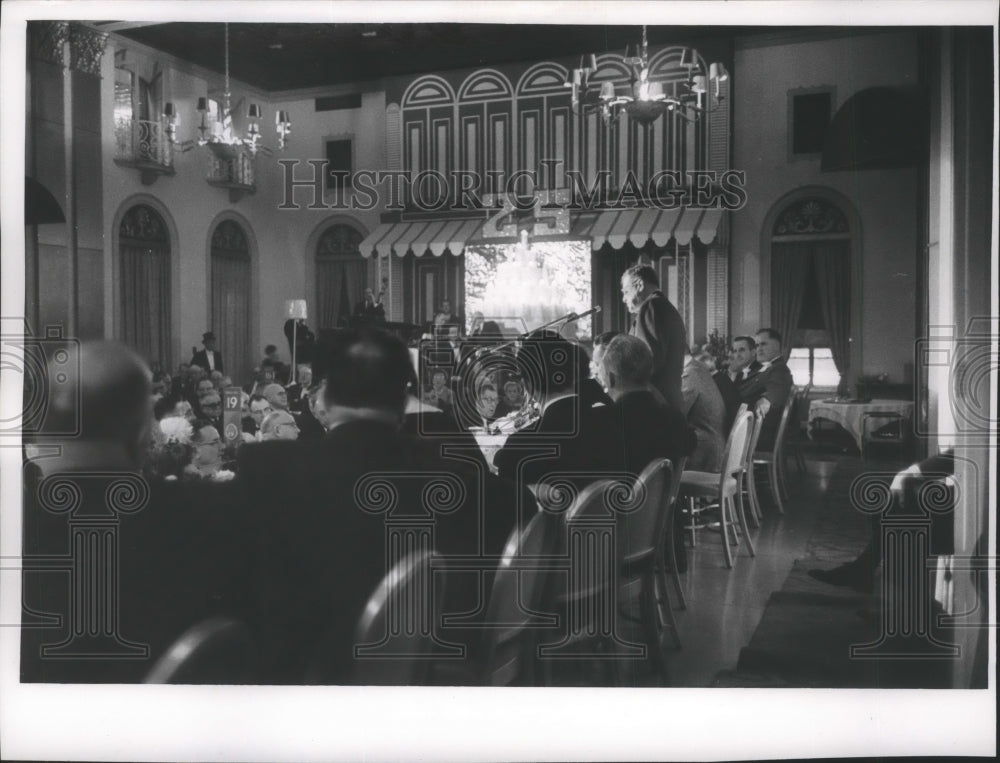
[{"x1": 472, "y1": 306, "x2": 603, "y2": 358}]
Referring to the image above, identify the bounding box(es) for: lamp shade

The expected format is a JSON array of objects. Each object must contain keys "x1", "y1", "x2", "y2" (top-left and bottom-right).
[
  {"x1": 163, "y1": 102, "x2": 177, "y2": 119},
  {"x1": 600, "y1": 81, "x2": 616, "y2": 100},
  {"x1": 196, "y1": 97, "x2": 208, "y2": 112},
  {"x1": 679, "y1": 48, "x2": 698, "y2": 70},
  {"x1": 710, "y1": 62, "x2": 729, "y2": 82},
  {"x1": 247, "y1": 103, "x2": 262, "y2": 120}
]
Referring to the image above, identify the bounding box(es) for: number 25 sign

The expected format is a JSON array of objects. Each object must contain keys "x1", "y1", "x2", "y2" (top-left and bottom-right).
[{"x1": 481, "y1": 190, "x2": 571, "y2": 239}]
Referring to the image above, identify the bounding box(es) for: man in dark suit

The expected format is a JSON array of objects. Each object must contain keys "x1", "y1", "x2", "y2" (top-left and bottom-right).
[
  {"x1": 494, "y1": 331, "x2": 614, "y2": 487},
  {"x1": 621, "y1": 264, "x2": 687, "y2": 412},
  {"x1": 21, "y1": 342, "x2": 248, "y2": 683},
  {"x1": 235, "y1": 328, "x2": 531, "y2": 683},
  {"x1": 738, "y1": 328, "x2": 794, "y2": 450},
  {"x1": 728, "y1": 335, "x2": 762, "y2": 387},
  {"x1": 598, "y1": 335, "x2": 696, "y2": 572},
  {"x1": 598, "y1": 335, "x2": 696, "y2": 475},
  {"x1": 191, "y1": 331, "x2": 223, "y2": 374}
]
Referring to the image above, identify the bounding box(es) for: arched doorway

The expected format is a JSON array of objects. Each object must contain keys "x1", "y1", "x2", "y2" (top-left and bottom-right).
[
  {"x1": 210, "y1": 219, "x2": 253, "y2": 384},
  {"x1": 119, "y1": 203, "x2": 172, "y2": 370},
  {"x1": 314, "y1": 223, "x2": 366, "y2": 330},
  {"x1": 765, "y1": 193, "x2": 857, "y2": 390}
]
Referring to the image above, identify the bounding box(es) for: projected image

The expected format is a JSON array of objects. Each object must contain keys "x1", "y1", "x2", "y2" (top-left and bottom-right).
[{"x1": 464, "y1": 238, "x2": 592, "y2": 340}]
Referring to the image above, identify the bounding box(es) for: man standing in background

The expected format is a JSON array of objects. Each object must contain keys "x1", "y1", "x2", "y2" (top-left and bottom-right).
[{"x1": 620, "y1": 264, "x2": 686, "y2": 412}]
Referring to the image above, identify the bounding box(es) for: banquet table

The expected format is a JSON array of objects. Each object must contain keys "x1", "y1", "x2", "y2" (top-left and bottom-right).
[{"x1": 808, "y1": 398, "x2": 914, "y2": 452}]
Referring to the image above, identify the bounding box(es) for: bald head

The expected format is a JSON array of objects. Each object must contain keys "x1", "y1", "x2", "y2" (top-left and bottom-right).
[
  {"x1": 261, "y1": 383, "x2": 289, "y2": 410},
  {"x1": 49, "y1": 341, "x2": 151, "y2": 442}
]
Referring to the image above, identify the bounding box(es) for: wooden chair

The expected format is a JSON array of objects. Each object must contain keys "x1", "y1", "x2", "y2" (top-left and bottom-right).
[
  {"x1": 539, "y1": 467, "x2": 677, "y2": 686},
  {"x1": 624, "y1": 459, "x2": 682, "y2": 657},
  {"x1": 351, "y1": 549, "x2": 444, "y2": 685},
  {"x1": 481, "y1": 512, "x2": 559, "y2": 686},
  {"x1": 752, "y1": 387, "x2": 798, "y2": 514},
  {"x1": 144, "y1": 616, "x2": 255, "y2": 684},
  {"x1": 662, "y1": 456, "x2": 688, "y2": 611},
  {"x1": 793, "y1": 384, "x2": 813, "y2": 474},
  {"x1": 679, "y1": 410, "x2": 756, "y2": 569},
  {"x1": 739, "y1": 408, "x2": 765, "y2": 528}
]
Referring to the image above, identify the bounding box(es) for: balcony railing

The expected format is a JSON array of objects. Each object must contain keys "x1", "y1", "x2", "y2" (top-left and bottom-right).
[
  {"x1": 205, "y1": 143, "x2": 256, "y2": 202},
  {"x1": 114, "y1": 117, "x2": 174, "y2": 183}
]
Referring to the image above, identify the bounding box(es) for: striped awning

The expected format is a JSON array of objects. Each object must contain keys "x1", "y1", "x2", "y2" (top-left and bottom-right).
[
  {"x1": 570, "y1": 207, "x2": 723, "y2": 250},
  {"x1": 359, "y1": 218, "x2": 482, "y2": 258}
]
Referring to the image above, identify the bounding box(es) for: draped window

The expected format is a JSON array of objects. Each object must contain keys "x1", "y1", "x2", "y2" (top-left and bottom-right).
[
  {"x1": 120, "y1": 204, "x2": 172, "y2": 370},
  {"x1": 210, "y1": 220, "x2": 253, "y2": 385},
  {"x1": 770, "y1": 197, "x2": 851, "y2": 386},
  {"x1": 315, "y1": 224, "x2": 366, "y2": 330}
]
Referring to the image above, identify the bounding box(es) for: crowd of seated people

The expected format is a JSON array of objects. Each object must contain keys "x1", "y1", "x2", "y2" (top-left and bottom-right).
[{"x1": 22, "y1": 312, "x2": 717, "y2": 683}]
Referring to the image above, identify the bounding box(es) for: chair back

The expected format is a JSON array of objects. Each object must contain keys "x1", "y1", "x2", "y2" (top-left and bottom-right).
[
  {"x1": 744, "y1": 408, "x2": 764, "y2": 470},
  {"x1": 144, "y1": 616, "x2": 255, "y2": 684},
  {"x1": 482, "y1": 513, "x2": 556, "y2": 686},
  {"x1": 772, "y1": 386, "x2": 799, "y2": 455},
  {"x1": 620, "y1": 459, "x2": 674, "y2": 567},
  {"x1": 720, "y1": 409, "x2": 753, "y2": 490},
  {"x1": 352, "y1": 549, "x2": 442, "y2": 685}
]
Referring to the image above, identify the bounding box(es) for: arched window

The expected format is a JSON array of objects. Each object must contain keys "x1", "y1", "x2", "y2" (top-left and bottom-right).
[
  {"x1": 769, "y1": 196, "x2": 851, "y2": 389},
  {"x1": 119, "y1": 204, "x2": 171, "y2": 369},
  {"x1": 315, "y1": 223, "x2": 366, "y2": 330},
  {"x1": 210, "y1": 219, "x2": 252, "y2": 384}
]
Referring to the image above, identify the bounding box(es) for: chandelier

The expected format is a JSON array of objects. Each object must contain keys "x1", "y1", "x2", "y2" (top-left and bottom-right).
[
  {"x1": 565, "y1": 26, "x2": 728, "y2": 125},
  {"x1": 165, "y1": 23, "x2": 291, "y2": 156}
]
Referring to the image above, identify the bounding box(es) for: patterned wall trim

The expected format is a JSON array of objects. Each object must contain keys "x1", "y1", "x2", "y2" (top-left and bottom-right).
[
  {"x1": 28, "y1": 21, "x2": 69, "y2": 67},
  {"x1": 773, "y1": 197, "x2": 850, "y2": 236},
  {"x1": 69, "y1": 24, "x2": 109, "y2": 76}
]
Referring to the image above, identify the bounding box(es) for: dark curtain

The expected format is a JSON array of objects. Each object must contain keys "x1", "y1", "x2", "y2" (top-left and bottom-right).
[
  {"x1": 770, "y1": 242, "x2": 812, "y2": 358},
  {"x1": 316, "y1": 257, "x2": 367, "y2": 329},
  {"x1": 211, "y1": 250, "x2": 252, "y2": 385},
  {"x1": 121, "y1": 243, "x2": 171, "y2": 370},
  {"x1": 812, "y1": 240, "x2": 852, "y2": 374}
]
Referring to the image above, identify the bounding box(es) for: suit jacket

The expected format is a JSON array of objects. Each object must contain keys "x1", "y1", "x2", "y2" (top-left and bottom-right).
[
  {"x1": 21, "y1": 474, "x2": 248, "y2": 683},
  {"x1": 629, "y1": 291, "x2": 686, "y2": 412},
  {"x1": 494, "y1": 395, "x2": 617, "y2": 486},
  {"x1": 732, "y1": 360, "x2": 763, "y2": 388},
  {"x1": 191, "y1": 348, "x2": 223, "y2": 374},
  {"x1": 738, "y1": 358, "x2": 793, "y2": 450},
  {"x1": 681, "y1": 358, "x2": 727, "y2": 472},
  {"x1": 603, "y1": 390, "x2": 696, "y2": 476},
  {"x1": 235, "y1": 420, "x2": 530, "y2": 683}
]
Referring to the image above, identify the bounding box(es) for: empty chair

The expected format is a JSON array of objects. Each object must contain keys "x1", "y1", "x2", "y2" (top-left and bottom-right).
[
  {"x1": 144, "y1": 616, "x2": 255, "y2": 684},
  {"x1": 350, "y1": 549, "x2": 444, "y2": 685},
  {"x1": 481, "y1": 513, "x2": 559, "y2": 686},
  {"x1": 678, "y1": 410, "x2": 756, "y2": 568}
]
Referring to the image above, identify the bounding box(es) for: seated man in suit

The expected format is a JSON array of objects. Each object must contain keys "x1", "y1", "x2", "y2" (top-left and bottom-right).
[
  {"x1": 681, "y1": 349, "x2": 727, "y2": 472},
  {"x1": 738, "y1": 328, "x2": 794, "y2": 451},
  {"x1": 598, "y1": 335, "x2": 697, "y2": 572},
  {"x1": 597, "y1": 335, "x2": 696, "y2": 475},
  {"x1": 494, "y1": 331, "x2": 615, "y2": 488},
  {"x1": 21, "y1": 341, "x2": 247, "y2": 683},
  {"x1": 728, "y1": 335, "x2": 762, "y2": 387},
  {"x1": 236, "y1": 328, "x2": 531, "y2": 683}
]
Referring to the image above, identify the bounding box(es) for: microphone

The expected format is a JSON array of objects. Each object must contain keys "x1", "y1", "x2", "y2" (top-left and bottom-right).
[{"x1": 566, "y1": 306, "x2": 602, "y2": 321}]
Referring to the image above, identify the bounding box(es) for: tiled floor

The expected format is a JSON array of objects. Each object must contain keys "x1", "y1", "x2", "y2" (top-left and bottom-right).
[{"x1": 664, "y1": 457, "x2": 845, "y2": 687}]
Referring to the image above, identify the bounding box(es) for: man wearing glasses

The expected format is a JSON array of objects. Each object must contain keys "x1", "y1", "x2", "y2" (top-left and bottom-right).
[{"x1": 260, "y1": 410, "x2": 301, "y2": 441}]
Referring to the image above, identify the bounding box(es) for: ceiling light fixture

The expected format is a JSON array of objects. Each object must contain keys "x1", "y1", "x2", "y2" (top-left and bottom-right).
[
  {"x1": 565, "y1": 25, "x2": 728, "y2": 126},
  {"x1": 164, "y1": 23, "x2": 291, "y2": 156}
]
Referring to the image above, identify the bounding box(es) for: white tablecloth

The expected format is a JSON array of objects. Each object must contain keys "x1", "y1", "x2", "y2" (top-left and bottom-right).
[{"x1": 808, "y1": 398, "x2": 914, "y2": 451}]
